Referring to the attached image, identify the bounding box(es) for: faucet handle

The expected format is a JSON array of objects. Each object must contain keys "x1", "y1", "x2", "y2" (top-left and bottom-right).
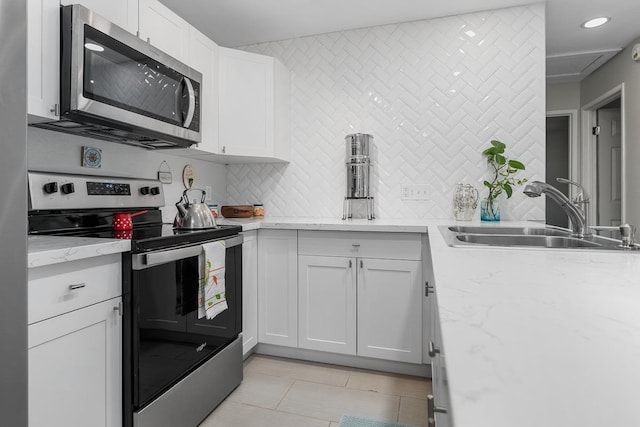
[{"x1": 556, "y1": 177, "x2": 589, "y2": 203}]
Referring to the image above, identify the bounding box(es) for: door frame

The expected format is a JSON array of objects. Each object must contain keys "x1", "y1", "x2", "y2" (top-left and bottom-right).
[
  {"x1": 546, "y1": 109, "x2": 579, "y2": 197},
  {"x1": 580, "y1": 83, "x2": 626, "y2": 224}
]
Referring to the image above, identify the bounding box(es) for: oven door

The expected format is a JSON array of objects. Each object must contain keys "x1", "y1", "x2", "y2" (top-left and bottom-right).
[{"x1": 129, "y1": 235, "x2": 242, "y2": 410}]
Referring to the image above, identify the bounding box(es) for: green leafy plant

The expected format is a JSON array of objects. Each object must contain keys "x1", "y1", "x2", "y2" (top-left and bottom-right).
[{"x1": 482, "y1": 140, "x2": 527, "y2": 200}]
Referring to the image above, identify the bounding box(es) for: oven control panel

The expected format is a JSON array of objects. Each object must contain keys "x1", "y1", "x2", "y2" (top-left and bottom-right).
[
  {"x1": 28, "y1": 171, "x2": 165, "y2": 210},
  {"x1": 87, "y1": 181, "x2": 131, "y2": 196}
]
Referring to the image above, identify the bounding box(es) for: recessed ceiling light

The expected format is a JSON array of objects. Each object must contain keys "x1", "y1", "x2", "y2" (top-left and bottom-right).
[{"x1": 581, "y1": 17, "x2": 610, "y2": 29}]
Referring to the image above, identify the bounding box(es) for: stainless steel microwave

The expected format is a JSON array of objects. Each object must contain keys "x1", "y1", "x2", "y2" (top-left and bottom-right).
[{"x1": 33, "y1": 4, "x2": 202, "y2": 149}]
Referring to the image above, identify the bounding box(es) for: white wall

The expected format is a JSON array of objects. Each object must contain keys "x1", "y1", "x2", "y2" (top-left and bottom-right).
[
  {"x1": 27, "y1": 128, "x2": 227, "y2": 223},
  {"x1": 227, "y1": 4, "x2": 546, "y2": 220},
  {"x1": 580, "y1": 36, "x2": 640, "y2": 227},
  {"x1": 546, "y1": 82, "x2": 580, "y2": 111}
]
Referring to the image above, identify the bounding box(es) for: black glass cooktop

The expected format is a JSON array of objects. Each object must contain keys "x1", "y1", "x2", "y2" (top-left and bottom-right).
[{"x1": 28, "y1": 209, "x2": 241, "y2": 252}]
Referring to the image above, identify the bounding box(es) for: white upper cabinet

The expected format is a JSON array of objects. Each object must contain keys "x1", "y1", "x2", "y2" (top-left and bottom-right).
[
  {"x1": 184, "y1": 26, "x2": 219, "y2": 155},
  {"x1": 218, "y1": 47, "x2": 290, "y2": 162},
  {"x1": 27, "y1": 0, "x2": 138, "y2": 122},
  {"x1": 61, "y1": 0, "x2": 139, "y2": 34},
  {"x1": 27, "y1": 0, "x2": 60, "y2": 122},
  {"x1": 138, "y1": 0, "x2": 189, "y2": 62}
]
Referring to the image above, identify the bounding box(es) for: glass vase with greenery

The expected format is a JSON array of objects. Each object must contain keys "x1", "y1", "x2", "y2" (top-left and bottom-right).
[{"x1": 481, "y1": 140, "x2": 527, "y2": 221}]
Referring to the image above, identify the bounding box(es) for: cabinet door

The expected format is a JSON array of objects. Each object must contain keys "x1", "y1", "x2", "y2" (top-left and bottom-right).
[
  {"x1": 242, "y1": 230, "x2": 258, "y2": 355},
  {"x1": 28, "y1": 297, "x2": 122, "y2": 427},
  {"x1": 298, "y1": 255, "x2": 356, "y2": 355},
  {"x1": 186, "y1": 26, "x2": 219, "y2": 154},
  {"x1": 357, "y1": 258, "x2": 422, "y2": 363},
  {"x1": 27, "y1": 0, "x2": 60, "y2": 121},
  {"x1": 138, "y1": 0, "x2": 189, "y2": 61},
  {"x1": 61, "y1": 0, "x2": 139, "y2": 34},
  {"x1": 218, "y1": 48, "x2": 275, "y2": 157},
  {"x1": 257, "y1": 229, "x2": 297, "y2": 347}
]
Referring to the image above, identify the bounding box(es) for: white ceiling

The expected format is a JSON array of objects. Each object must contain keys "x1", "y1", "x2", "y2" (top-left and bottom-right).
[{"x1": 159, "y1": 0, "x2": 640, "y2": 81}]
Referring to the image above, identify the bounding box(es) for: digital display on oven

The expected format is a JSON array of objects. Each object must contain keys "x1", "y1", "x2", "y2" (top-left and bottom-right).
[{"x1": 87, "y1": 181, "x2": 131, "y2": 195}]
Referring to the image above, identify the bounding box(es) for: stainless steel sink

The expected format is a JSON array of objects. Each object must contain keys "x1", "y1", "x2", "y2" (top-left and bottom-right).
[
  {"x1": 455, "y1": 234, "x2": 601, "y2": 248},
  {"x1": 447, "y1": 225, "x2": 572, "y2": 237},
  {"x1": 440, "y1": 225, "x2": 639, "y2": 251}
]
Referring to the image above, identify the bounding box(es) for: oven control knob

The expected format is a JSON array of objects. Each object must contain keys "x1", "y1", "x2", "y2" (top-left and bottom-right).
[
  {"x1": 43, "y1": 182, "x2": 58, "y2": 194},
  {"x1": 61, "y1": 183, "x2": 75, "y2": 194},
  {"x1": 140, "y1": 186, "x2": 150, "y2": 195},
  {"x1": 150, "y1": 186, "x2": 161, "y2": 195}
]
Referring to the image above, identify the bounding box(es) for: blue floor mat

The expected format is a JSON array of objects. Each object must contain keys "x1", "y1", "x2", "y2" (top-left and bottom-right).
[{"x1": 338, "y1": 415, "x2": 415, "y2": 427}]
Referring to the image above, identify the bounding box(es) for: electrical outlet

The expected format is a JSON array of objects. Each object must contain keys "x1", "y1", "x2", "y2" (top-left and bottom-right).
[
  {"x1": 401, "y1": 184, "x2": 431, "y2": 200},
  {"x1": 204, "y1": 186, "x2": 212, "y2": 201}
]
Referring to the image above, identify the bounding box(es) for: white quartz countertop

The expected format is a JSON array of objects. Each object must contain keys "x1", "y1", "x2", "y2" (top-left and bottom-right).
[
  {"x1": 428, "y1": 224, "x2": 640, "y2": 427},
  {"x1": 216, "y1": 216, "x2": 430, "y2": 232},
  {"x1": 219, "y1": 216, "x2": 640, "y2": 426},
  {"x1": 28, "y1": 235, "x2": 131, "y2": 268}
]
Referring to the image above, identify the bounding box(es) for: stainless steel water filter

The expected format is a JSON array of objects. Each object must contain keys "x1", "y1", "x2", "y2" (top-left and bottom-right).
[{"x1": 343, "y1": 133, "x2": 374, "y2": 220}]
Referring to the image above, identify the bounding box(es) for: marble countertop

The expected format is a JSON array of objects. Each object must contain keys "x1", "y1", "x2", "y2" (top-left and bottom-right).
[
  {"x1": 28, "y1": 235, "x2": 131, "y2": 268},
  {"x1": 217, "y1": 216, "x2": 431, "y2": 232},
  {"x1": 428, "y1": 224, "x2": 640, "y2": 427}
]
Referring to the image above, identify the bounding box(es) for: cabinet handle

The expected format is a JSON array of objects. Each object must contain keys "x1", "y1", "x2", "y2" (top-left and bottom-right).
[
  {"x1": 49, "y1": 104, "x2": 60, "y2": 116},
  {"x1": 427, "y1": 394, "x2": 448, "y2": 425},
  {"x1": 360, "y1": 260, "x2": 363, "y2": 269},
  {"x1": 68, "y1": 283, "x2": 86, "y2": 290},
  {"x1": 428, "y1": 341, "x2": 441, "y2": 358},
  {"x1": 222, "y1": 146, "x2": 226, "y2": 154},
  {"x1": 352, "y1": 243, "x2": 360, "y2": 248},
  {"x1": 349, "y1": 260, "x2": 352, "y2": 268},
  {"x1": 425, "y1": 281, "x2": 435, "y2": 297},
  {"x1": 113, "y1": 301, "x2": 123, "y2": 316}
]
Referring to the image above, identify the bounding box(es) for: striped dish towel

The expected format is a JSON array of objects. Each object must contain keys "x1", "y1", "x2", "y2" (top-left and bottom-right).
[{"x1": 198, "y1": 240, "x2": 227, "y2": 319}]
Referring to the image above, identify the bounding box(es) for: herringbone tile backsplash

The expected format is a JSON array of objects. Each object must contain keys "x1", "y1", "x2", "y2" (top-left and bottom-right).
[{"x1": 227, "y1": 4, "x2": 545, "y2": 220}]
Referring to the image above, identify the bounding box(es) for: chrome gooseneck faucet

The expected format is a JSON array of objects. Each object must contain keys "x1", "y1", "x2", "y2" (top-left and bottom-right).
[{"x1": 523, "y1": 180, "x2": 591, "y2": 238}]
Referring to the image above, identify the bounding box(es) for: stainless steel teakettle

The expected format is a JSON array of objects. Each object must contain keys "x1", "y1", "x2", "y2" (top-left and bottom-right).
[{"x1": 174, "y1": 188, "x2": 217, "y2": 229}]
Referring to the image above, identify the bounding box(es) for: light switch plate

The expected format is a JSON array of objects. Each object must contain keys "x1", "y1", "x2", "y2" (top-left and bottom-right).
[{"x1": 401, "y1": 184, "x2": 431, "y2": 200}]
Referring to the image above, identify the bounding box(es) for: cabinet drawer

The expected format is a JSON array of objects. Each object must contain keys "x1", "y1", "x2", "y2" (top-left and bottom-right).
[
  {"x1": 28, "y1": 254, "x2": 122, "y2": 324},
  {"x1": 298, "y1": 231, "x2": 421, "y2": 260}
]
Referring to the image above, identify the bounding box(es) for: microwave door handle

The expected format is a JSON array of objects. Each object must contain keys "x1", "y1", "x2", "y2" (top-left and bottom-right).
[{"x1": 182, "y1": 76, "x2": 196, "y2": 128}]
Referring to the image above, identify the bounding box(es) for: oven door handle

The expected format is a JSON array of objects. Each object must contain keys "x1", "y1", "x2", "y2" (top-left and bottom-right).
[{"x1": 132, "y1": 235, "x2": 243, "y2": 270}]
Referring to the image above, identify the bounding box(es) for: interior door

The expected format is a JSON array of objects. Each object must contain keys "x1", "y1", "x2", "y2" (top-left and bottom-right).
[
  {"x1": 545, "y1": 116, "x2": 570, "y2": 228},
  {"x1": 597, "y1": 107, "x2": 622, "y2": 227}
]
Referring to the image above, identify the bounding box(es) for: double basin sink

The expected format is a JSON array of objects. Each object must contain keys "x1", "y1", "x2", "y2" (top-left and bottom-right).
[{"x1": 440, "y1": 225, "x2": 639, "y2": 251}]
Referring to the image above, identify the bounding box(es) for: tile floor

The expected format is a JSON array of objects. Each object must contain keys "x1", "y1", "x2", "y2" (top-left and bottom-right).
[{"x1": 199, "y1": 354, "x2": 432, "y2": 427}]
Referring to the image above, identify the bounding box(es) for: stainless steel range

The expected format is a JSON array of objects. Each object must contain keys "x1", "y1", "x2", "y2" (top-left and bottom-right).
[{"x1": 28, "y1": 171, "x2": 243, "y2": 427}]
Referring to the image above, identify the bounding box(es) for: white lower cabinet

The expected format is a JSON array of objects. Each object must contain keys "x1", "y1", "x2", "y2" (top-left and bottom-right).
[
  {"x1": 257, "y1": 229, "x2": 298, "y2": 347},
  {"x1": 358, "y1": 258, "x2": 422, "y2": 363},
  {"x1": 28, "y1": 254, "x2": 123, "y2": 427},
  {"x1": 428, "y1": 291, "x2": 451, "y2": 427},
  {"x1": 29, "y1": 297, "x2": 122, "y2": 427},
  {"x1": 242, "y1": 230, "x2": 258, "y2": 356},
  {"x1": 298, "y1": 255, "x2": 356, "y2": 355},
  {"x1": 297, "y1": 231, "x2": 423, "y2": 363}
]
